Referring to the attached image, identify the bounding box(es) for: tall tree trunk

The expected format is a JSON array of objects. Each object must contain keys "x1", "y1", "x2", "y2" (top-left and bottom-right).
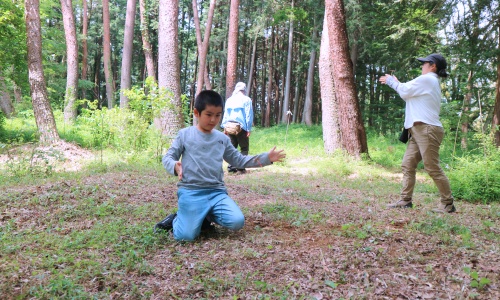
[
  {"x1": 292, "y1": 79, "x2": 299, "y2": 123},
  {"x1": 93, "y1": 39, "x2": 102, "y2": 106},
  {"x1": 102, "y1": 0, "x2": 114, "y2": 108},
  {"x1": 265, "y1": 27, "x2": 274, "y2": 128},
  {"x1": 260, "y1": 36, "x2": 266, "y2": 127},
  {"x1": 0, "y1": 78, "x2": 15, "y2": 117},
  {"x1": 225, "y1": 0, "x2": 239, "y2": 98},
  {"x1": 119, "y1": 0, "x2": 137, "y2": 108},
  {"x1": 303, "y1": 27, "x2": 317, "y2": 126},
  {"x1": 193, "y1": 0, "x2": 215, "y2": 95},
  {"x1": 319, "y1": 13, "x2": 341, "y2": 153},
  {"x1": 461, "y1": 69, "x2": 473, "y2": 149},
  {"x1": 139, "y1": 0, "x2": 155, "y2": 79},
  {"x1": 493, "y1": 18, "x2": 500, "y2": 146},
  {"x1": 157, "y1": 0, "x2": 183, "y2": 137},
  {"x1": 81, "y1": 0, "x2": 89, "y2": 100},
  {"x1": 192, "y1": 0, "x2": 215, "y2": 93},
  {"x1": 24, "y1": 0, "x2": 60, "y2": 144},
  {"x1": 282, "y1": 0, "x2": 294, "y2": 124},
  {"x1": 325, "y1": 0, "x2": 368, "y2": 157},
  {"x1": 246, "y1": 35, "x2": 257, "y2": 95},
  {"x1": 192, "y1": 0, "x2": 216, "y2": 126},
  {"x1": 61, "y1": 0, "x2": 79, "y2": 122}
]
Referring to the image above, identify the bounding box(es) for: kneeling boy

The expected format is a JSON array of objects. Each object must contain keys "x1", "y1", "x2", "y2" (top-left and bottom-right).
[{"x1": 157, "y1": 90, "x2": 286, "y2": 241}]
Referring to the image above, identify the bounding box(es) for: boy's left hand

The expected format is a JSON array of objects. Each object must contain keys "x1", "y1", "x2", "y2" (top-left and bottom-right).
[
  {"x1": 174, "y1": 161, "x2": 183, "y2": 180},
  {"x1": 268, "y1": 146, "x2": 286, "y2": 163}
]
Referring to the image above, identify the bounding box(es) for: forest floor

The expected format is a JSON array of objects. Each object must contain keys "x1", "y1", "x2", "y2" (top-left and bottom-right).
[{"x1": 0, "y1": 144, "x2": 499, "y2": 299}]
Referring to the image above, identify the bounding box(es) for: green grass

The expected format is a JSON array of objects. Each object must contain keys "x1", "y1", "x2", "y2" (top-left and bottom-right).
[{"x1": 1, "y1": 118, "x2": 499, "y2": 298}]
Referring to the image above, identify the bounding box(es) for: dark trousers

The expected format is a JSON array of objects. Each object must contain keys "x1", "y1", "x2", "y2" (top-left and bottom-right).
[{"x1": 229, "y1": 130, "x2": 249, "y2": 170}]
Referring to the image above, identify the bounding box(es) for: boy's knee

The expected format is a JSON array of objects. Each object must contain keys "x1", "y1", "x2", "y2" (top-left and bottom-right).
[
  {"x1": 173, "y1": 227, "x2": 199, "y2": 242},
  {"x1": 173, "y1": 232, "x2": 198, "y2": 242},
  {"x1": 226, "y1": 214, "x2": 245, "y2": 231}
]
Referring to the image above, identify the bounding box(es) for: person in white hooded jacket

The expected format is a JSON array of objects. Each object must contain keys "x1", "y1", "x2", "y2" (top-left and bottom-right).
[
  {"x1": 379, "y1": 53, "x2": 456, "y2": 213},
  {"x1": 221, "y1": 82, "x2": 254, "y2": 173}
]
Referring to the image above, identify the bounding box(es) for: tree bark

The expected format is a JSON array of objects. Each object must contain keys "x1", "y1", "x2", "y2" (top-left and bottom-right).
[
  {"x1": 119, "y1": 0, "x2": 137, "y2": 108},
  {"x1": 246, "y1": 35, "x2": 257, "y2": 96},
  {"x1": 139, "y1": 0, "x2": 156, "y2": 80},
  {"x1": 303, "y1": 27, "x2": 317, "y2": 126},
  {"x1": 102, "y1": 0, "x2": 114, "y2": 108},
  {"x1": 293, "y1": 78, "x2": 299, "y2": 123},
  {"x1": 81, "y1": 0, "x2": 89, "y2": 100},
  {"x1": 319, "y1": 13, "x2": 341, "y2": 153},
  {"x1": 282, "y1": 0, "x2": 294, "y2": 124},
  {"x1": 192, "y1": 0, "x2": 215, "y2": 93},
  {"x1": 325, "y1": 0, "x2": 368, "y2": 157},
  {"x1": 493, "y1": 18, "x2": 500, "y2": 146},
  {"x1": 193, "y1": 0, "x2": 216, "y2": 95},
  {"x1": 157, "y1": 0, "x2": 183, "y2": 137},
  {"x1": 24, "y1": 0, "x2": 60, "y2": 144},
  {"x1": 461, "y1": 69, "x2": 473, "y2": 149},
  {"x1": 225, "y1": 0, "x2": 239, "y2": 98},
  {"x1": 60, "y1": 0, "x2": 79, "y2": 122},
  {"x1": 265, "y1": 27, "x2": 274, "y2": 128}
]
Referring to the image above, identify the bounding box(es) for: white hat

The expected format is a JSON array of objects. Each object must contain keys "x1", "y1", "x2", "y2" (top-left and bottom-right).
[{"x1": 232, "y1": 82, "x2": 246, "y2": 96}]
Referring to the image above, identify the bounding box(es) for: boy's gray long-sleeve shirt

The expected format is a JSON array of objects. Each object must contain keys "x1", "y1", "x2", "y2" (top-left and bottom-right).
[{"x1": 162, "y1": 126, "x2": 272, "y2": 190}]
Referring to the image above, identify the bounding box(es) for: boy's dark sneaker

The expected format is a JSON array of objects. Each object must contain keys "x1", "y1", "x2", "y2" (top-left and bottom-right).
[
  {"x1": 387, "y1": 200, "x2": 413, "y2": 208},
  {"x1": 227, "y1": 165, "x2": 238, "y2": 173},
  {"x1": 201, "y1": 217, "x2": 216, "y2": 232},
  {"x1": 154, "y1": 213, "x2": 177, "y2": 233}
]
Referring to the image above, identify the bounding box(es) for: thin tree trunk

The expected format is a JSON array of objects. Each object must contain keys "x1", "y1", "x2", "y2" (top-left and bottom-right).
[
  {"x1": 225, "y1": 0, "x2": 239, "y2": 97},
  {"x1": 265, "y1": 28, "x2": 274, "y2": 128},
  {"x1": 246, "y1": 35, "x2": 257, "y2": 95},
  {"x1": 93, "y1": 37, "x2": 102, "y2": 105},
  {"x1": 192, "y1": 0, "x2": 216, "y2": 126},
  {"x1": 61, "y1": 0, "x2": 79, "y2": 122},
  {"x1": 282, "y1": 0, "x2": 294, "y2": 123},
  {"x1": 119, "y1": 0, "x2": 137, "y2": 108},
  {"x1": 193, "y1": 0, "x2": 216, "y2": 96},
  {"x1": 493, "y1": 18, "x2": 500, "y2": 146},
  {"x1": 325, "y1": 0, "x2": 368, "y2": 157},
  {"x1": 319, "y1": 13, "x2": 341, "y2": 153},
  {"x1": 81, "y1": 0, "x2": 89, "y2": 100},
  {"x1": 302, "y1": 27, "x2": 317, "y2": 126},
  {"x1": 461, "y1": 69, "x2": 473, "y2": 149},
  {"x1": 261, "y1": 37, "x2": 266, "y2": 127},
  {"x1": 157, "y1": 0, "x2": 183, "y2": 137},
  {"x1": 25, "y1": 0, "x2": 60, "y2": 144},
  {"x1": 292, "y1": 79, "x2": 299, "y2": 123},
  {"x1": 192, "y1": 0, "x2": 214, "y2": 92},
  {"x1": 139, "y1": 0, "x2": 155, "y2": 79},
  {"x1": 102, "y1": 0, "x2": 114, "y2": 108}
]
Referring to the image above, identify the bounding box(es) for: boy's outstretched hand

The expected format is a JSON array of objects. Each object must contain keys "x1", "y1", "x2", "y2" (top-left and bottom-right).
[{"x1": 268, "y1": 146, "x2": 286, "y2": 163}]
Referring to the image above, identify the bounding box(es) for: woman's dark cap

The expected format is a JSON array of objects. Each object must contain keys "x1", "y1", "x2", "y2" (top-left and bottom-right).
[{"x1": 417, "y1": 53, "x2": 447, "y2": 71}]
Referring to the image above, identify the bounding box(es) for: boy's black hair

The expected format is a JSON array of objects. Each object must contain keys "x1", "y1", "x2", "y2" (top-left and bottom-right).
[{"x1": 194, "y1": 90, "x2": 224, "y2": 113}]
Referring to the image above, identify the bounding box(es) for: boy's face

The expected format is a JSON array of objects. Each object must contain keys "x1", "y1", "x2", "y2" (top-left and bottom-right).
[{"x1": 194, "y1": 105, "x2": 223, "y2": 133}]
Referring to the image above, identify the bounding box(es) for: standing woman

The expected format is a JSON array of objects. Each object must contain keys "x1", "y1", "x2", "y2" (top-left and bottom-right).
[
  {"x1": 379, "y1": 53, "x2": 456, "y2": 213},
  {"x1": 221, "y1": 82, "x2": 254, "y2": 174}
]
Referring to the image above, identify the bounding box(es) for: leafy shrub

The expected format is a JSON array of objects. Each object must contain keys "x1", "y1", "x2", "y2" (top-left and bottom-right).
[
  {"x1": 77, "y1": 101, "x2": 154, "y2": 152},
  {"x1": 448, "y1": 134, "x2": 500, "y2": 203}
]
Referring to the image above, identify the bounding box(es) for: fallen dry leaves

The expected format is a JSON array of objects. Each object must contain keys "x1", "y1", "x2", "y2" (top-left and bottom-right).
[{"x1": 1, "y1": 164, "x2": 499, "y2": 299}]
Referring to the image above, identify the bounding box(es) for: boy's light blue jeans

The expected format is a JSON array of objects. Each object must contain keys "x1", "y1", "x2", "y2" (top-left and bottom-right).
[{"x1": 173, "y1": 188, "x2": 245, "y2": 241}]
